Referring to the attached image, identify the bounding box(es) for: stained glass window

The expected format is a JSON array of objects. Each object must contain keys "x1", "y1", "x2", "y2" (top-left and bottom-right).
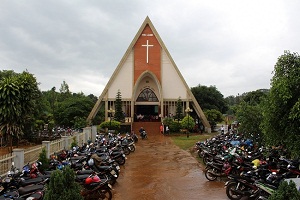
[{"x1": 136, "y1": 88, "x2": 158, "y2": 102}]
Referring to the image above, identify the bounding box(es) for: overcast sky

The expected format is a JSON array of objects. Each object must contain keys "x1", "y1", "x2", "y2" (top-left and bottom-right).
[{"x1": 1, "y1": 0, "x2": 299, "y2": 97}]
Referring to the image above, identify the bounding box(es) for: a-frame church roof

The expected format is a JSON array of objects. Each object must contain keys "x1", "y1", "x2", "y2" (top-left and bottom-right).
[{"x1": 88, "y1": 16, "x2": 210, "y2": 129}]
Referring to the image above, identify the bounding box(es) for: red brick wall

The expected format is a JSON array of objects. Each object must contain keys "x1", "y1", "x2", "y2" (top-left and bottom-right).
[{"x1": 134, "y1": 25, "x2": 161, "y2": 84}]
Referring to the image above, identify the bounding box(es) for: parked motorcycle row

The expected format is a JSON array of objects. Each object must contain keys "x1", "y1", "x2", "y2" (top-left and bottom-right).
[
  {"x1": 0, "y1": 132, "x2": 138, "y2": 200},
  {"x1": 195, "y1": 132, "x2": 300, "y2": 200}
]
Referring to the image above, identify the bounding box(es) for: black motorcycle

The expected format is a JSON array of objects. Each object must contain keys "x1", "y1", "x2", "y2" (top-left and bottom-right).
[{"x1": 140, "y1": 131, "x2": 148, "y2": 139}]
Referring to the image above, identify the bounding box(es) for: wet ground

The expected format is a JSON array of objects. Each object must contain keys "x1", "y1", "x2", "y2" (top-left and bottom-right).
[{"x1": 112, "y1": 134, "x2": 227, "y2": 200}]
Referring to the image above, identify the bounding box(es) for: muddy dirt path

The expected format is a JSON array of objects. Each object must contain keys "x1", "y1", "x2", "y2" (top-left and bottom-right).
[{"x1": 112, "y1": 134, "x2": 227, "y2": 200}]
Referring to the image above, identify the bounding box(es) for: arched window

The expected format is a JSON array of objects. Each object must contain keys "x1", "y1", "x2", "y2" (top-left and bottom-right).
[{"x1": 136, "y1": 88, "x2": 158, "y2": 102}]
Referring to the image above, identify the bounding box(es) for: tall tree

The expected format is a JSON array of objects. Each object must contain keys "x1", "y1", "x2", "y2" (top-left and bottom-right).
[
  {"x1": 236, "y1": 101, "x2": 263, "y2": 144},
  {"x1": 58, "y1": 80, "x2": 71, "y2": 101},
  {"x1": 204, "y1": 109, "x2": 224, "y2": 129},
  {"x1": 175, "y1": 97, "x2": 183, "y2": 122},
  {"x1": 114, "y1": 90, "x2": 125, "y2": 122},
  {"x1": 0, "y1": 71, "x2": 40, "y2": 152},
  {"x1": 54, "y1": 95, "x2": 94, "y2": 128},
  {"x1": 261, "y1": 51, "x2": 300, "y2": 157},
  {"x1": 191, "y1": 84, "x2": 228, "y2": 113},
  {"x1": 241, "y1": 89, "x2": 268, "y2": 105}
]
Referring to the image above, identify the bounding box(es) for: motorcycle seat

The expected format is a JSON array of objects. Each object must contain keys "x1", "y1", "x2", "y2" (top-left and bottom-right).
[
  {"x1": 75, "y1": 174, "x2": 90, "y2": 182},
  {"x1": 19, "y1": 177, "x2": 44, "y2": 187},
  {"x1": 18, "y1": 184, "x2": 44, "y2": 195},
  {"x1": 77, "y1": 170, "x2": 94, "y2": 175},
  {"x1": 70, "y1": 156, "x2": 86, "y2": 161}
]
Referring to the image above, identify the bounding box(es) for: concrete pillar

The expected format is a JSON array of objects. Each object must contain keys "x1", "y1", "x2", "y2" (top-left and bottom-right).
[
  {"x1": 61, "y1": 136, "x2": 69, "y2": 149},
  {"x1": 42, "y1": 141, "x2": 51, "y2": 158},
  {"x1": 75, "y1": 134, "x2": 80, "y2": 146},
  {"x1": 206, "y1": 127, "x2": 212, "y2": 133},
  {"x1": 83, "y1": 127, "x2": 92, "y2": 144},
  {"x1": 13, "y1": 148, "x2": 24, "y2": 171},
  {"x1": 91, "y1": 125, "x2": 97, "y2": 143}
]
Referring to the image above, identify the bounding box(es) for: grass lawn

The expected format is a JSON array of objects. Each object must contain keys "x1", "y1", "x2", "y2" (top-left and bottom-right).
[
  {"x1": 170, "y1": 132, "x2": 219, "y2": 165},
  {"x1": 171, "y1": 132, "x2": 218, "y2": 151}
]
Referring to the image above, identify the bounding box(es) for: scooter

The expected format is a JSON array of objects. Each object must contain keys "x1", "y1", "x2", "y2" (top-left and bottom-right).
[{"x1": 140, "y1": 131, "x2": 148, "y2": 139}]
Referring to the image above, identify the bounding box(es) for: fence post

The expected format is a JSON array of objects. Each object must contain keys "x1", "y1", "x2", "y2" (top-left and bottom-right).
[
  {"x1": 13, "y1": 148, "x2": 24, "y2": 171},
  {"x1": 61, "y1": 136, "x2": 69, "y2": 150},
  {"x1": 91, "y1": 126, "x2": 97, "y2": 143},
  {"x1": 42, "y1": 141, "x2": 51, "y2": 158},
  {"x1": 83, "y1": 127, "x2": 92, "y2": 144}
]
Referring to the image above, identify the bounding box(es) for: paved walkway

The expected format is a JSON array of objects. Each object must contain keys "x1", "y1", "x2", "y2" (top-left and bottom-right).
[{"x1": 112, "y1": 133, "x2": 227, "y2": 200}]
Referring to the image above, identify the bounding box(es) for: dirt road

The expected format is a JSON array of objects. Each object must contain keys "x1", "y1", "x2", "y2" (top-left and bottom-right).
[{"x1": 112, "y1": 133, "x2": 227, "y2": 200}]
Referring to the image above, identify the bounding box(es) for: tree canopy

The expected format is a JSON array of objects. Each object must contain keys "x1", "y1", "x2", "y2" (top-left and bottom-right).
[
  {"x1": 0, "y1": 70, "x2": 41, "y2": 150},
  {"x1": 261, "y1": 51, "x2": 300, "y2": 157},
  {"x1": 191, "y1": 84, "x2": 228, "y2": 113}
]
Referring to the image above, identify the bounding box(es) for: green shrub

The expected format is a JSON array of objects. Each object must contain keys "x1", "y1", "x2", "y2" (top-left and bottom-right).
[
  {"x1": 180, "y1": 115, "x2": 195, "y2": 132},
  {"x1": 38, "y1": 147, "x2": 49, "y2": 173},
  {"x1": 169, "y1": 120, "x2": 181, "y2": 133},
  {"x1": 70, "y1": 136, "x2": 77, "y2": 148},
  {"x1": 99, "y1": 120, "x2": 121, "y2": 131},
  {"x1": 44, "y1": 166, "x2": 83, "y2": 200},
  {"x1": 269, "y1": 180, "x2": 300, "y2": 200}
]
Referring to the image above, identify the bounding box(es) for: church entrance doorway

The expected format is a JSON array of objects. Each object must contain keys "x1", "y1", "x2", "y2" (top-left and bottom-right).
[{"x1": 135, "y1": 105, "x2": 160, "y2": 122}]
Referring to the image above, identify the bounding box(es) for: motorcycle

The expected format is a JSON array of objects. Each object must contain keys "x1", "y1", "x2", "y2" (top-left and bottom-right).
[
  {"x1": 140, "y1": 131, "x2": 148, "y2": 140},
  {"x1": 225, "y1": 173, "x2": 258, "y2": 200},
  {"x1": 80, "y1": 173, "x2": 112, "y2": 200}
]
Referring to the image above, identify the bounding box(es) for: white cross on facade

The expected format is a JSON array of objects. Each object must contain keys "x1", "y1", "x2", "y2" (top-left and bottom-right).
[{"x1": 141, "y1": 40, "x2": 153, "y2": 63}]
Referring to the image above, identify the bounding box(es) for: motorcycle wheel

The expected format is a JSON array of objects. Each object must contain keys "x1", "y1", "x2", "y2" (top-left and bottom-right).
[
  {"x1": 205, "y1": 169, "x2": 218, "y2": 181},
  {"x1": 226, "y1": 182, "x2": 243, "y2": 200},
  {"x1": 129, "y1": 144, "x2": 136, "y2": 152},
  {"x1": 123, "y1": 147, "x2": 130, "y2": 155},
  {"x1": 108, "y1": 174, "x2": 117, "y2": 186},
  {"x1": 98, "y1": 188, "x2": 112, "y2": 200},
  {"x1": 85, "y1": 188, "x2": 112, "y2": 200},
  {"x1": 198, "y1": 150, "x2": 203, "y2": 158},
  {"x1": 203, "y1": 156, "x2": 210, "y2": 165},
  {"x1": 116, "y1": 156, "x2": 126, "y2": 165},
  {"x1": 133, "y1": 136, "x2": 138, "y2": 143}
]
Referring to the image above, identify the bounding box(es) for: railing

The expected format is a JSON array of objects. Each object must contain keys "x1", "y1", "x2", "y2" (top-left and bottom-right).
[
  {"x1": 0, "y1": 154, "x2": 15, "y2": 177},
  {"x1": 50, "y1": 138, "x2": 64, "y2": 155},
  {"x1": 24, "y1": 145, "x2": 43, "y2": 165}
]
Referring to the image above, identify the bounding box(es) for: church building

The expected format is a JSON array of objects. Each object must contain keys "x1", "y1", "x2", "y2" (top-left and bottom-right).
[{"x1": 88, "y1": 16, "x2": 211, "y2": 133}]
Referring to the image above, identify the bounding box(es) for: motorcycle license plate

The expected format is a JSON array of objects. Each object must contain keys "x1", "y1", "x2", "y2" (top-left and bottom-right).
[
  {"x1": 110, "y1": 170, "x2": 116, "y2": 175},
  {"x1": 116, "y1": 166, "x2": 120, "y2": 171}
]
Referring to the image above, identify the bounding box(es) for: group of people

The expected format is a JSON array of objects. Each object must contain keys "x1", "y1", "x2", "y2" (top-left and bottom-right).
[{"x1": 160, "y1": 124, "x2": 169, "y2": 135}]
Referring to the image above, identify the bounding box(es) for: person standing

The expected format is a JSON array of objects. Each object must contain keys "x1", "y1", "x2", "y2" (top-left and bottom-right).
[
  {"x1": 160, "y1": 124, "x2": 164, "y2": 134},
  {"x1": 165, "y1": 125, "x2": 170, "y2": 135}
]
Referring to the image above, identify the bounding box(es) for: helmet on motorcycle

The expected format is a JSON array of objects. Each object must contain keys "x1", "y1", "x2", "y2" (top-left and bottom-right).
[
  {"x1": 88, "y1": 158, "x2": 94, "y2": 166},
  {"x1": 266, "y1": 172, "x2": 277, "y2": 183},
  {"x1": 92, "y1": 175, "x2": 101, "y2": 183},
  {"x1": 36, "y1": 161, "x2": 42, "y2": 168},
  {"x1": 85, "y1": 177, "x2": 93, "y2": 185},
  {"x1": 57, "y1": 164, "x2": 63, "y2": 170}
]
